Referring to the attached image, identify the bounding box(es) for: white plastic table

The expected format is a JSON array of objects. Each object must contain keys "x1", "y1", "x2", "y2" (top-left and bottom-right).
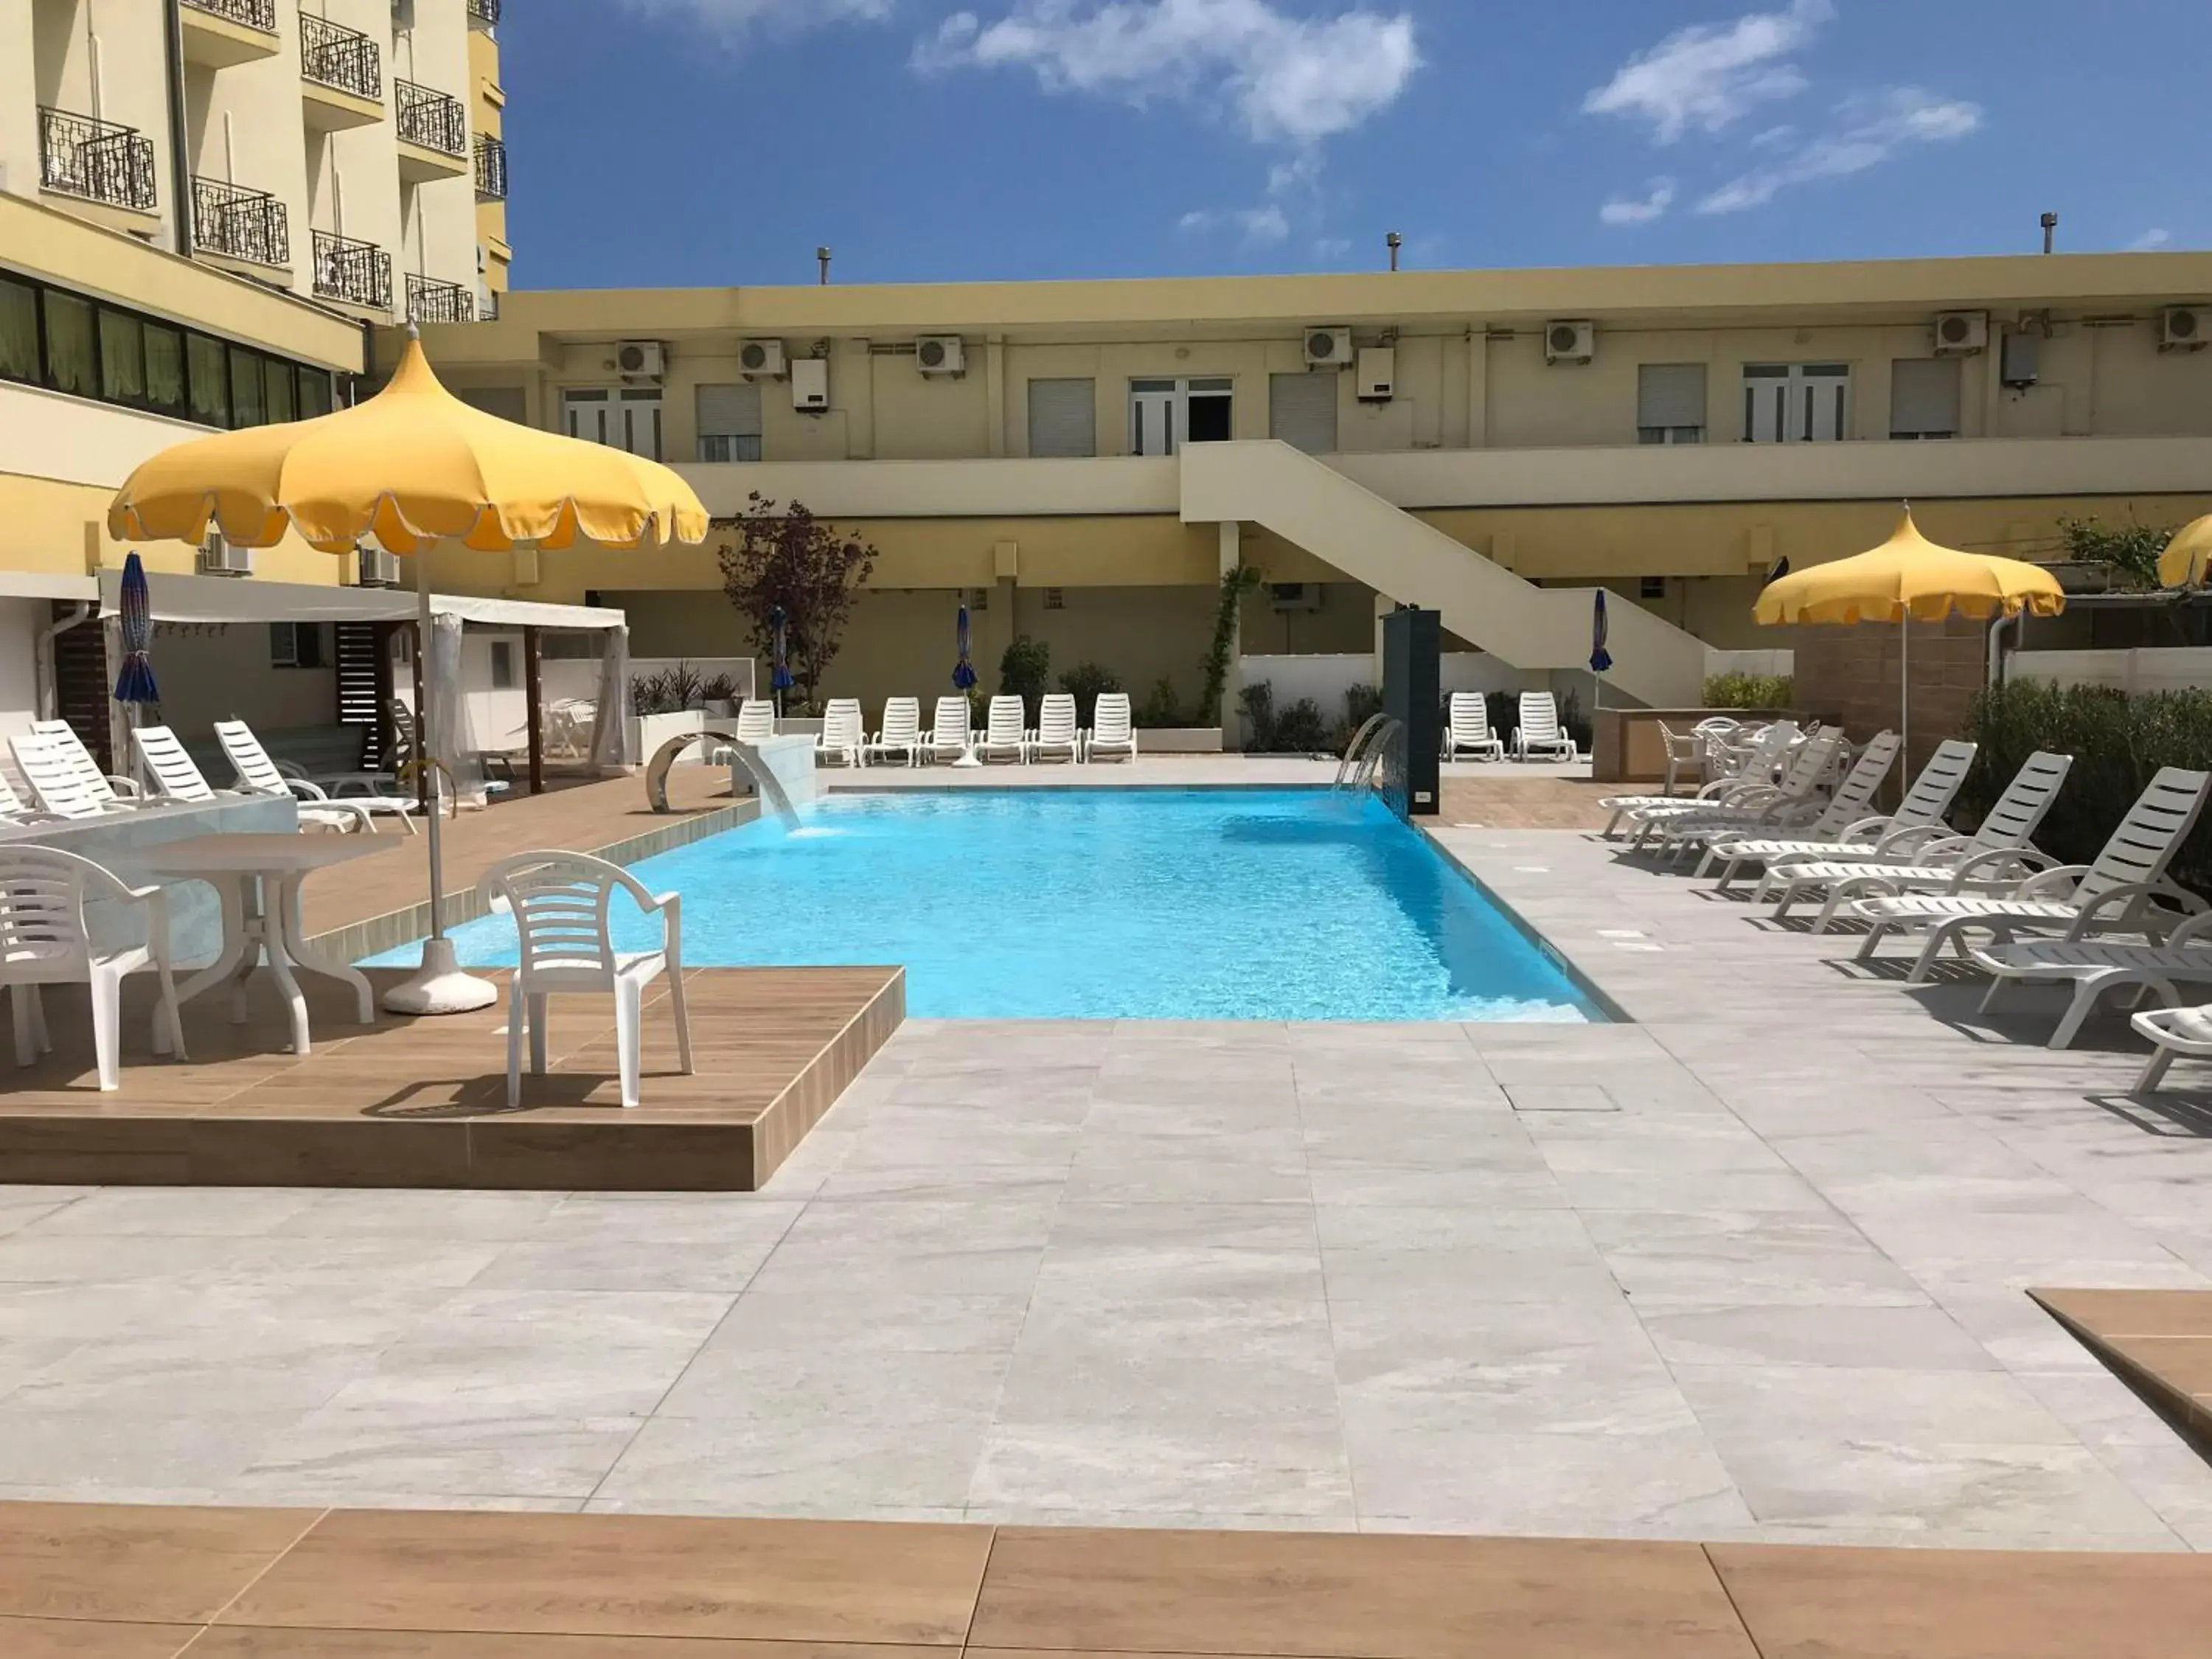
[{"x1": 135, "y1": 834, "x2": 388, "y2": 1056}]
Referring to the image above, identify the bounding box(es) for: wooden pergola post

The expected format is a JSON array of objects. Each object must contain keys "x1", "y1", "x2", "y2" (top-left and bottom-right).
[{"x1": 523, "y1": 624, "x2": 545, "y2": 795}]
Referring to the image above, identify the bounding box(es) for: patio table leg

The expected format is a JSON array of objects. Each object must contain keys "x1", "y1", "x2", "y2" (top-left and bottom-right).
[
  {"x1": 278, "y1": 871, "x2": 376, "y2": 1026},
  {"x1": 171, "y1": 874, "x2": 254, "y2": 1023},
  {"x1": 256, "y1": 874, "x2": 312, "y2": 1056}
]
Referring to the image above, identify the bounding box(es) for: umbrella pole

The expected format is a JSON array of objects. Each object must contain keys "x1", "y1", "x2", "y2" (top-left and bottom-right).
[
  {"x1": 381, "y1": 541, "x2": 498, "y2": 1018},
  {"x1": 1900, "y1": 615, "x2": 1911, "y2": 778}
]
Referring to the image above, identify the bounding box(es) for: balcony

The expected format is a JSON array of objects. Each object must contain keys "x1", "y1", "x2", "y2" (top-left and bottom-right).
[
  {"x1": 38, "y1": 108, "x2": 158, "y2": 226},
  {"x1": 395, "y1": 80, "x2": 469, "y2": 181},
  {"x1": 468, "y1": 0, "x2": 501, "y2": 27},
  {"x1": 299, "y1": 13, "x2": 383, "y2": 131},
  {"x1": 473, "y1": 133, "x2": 507, "y2": 201},
  {"x1": 179, "y1": 0, "x2": 279, "y2": 68},
  {"x1": 192, "y1": 176, "x2": 291, "y2": 269},
  {"x1": 313, "y1": 230, "x2": 392, "y2": 313},
  {"x1": 406, "y1": 272, "x2": 476, "y2": 325}
]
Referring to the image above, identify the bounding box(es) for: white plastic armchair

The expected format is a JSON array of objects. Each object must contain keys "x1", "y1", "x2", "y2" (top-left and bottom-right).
[
  {"x1": 867, "y1": 698, "x2": 923, "y2": 767},
  {"x1": 1033, "y1": 693, "x2": 1081, "y2": 764},
  {"x1": 216, "y1": 721, "x2": 414, "y2": 835},
  {"x1": 1444, "y1": 693, "x2": 1505, "y2": 762},
  {"x1": 0, "y1": 844, "x2": 185, "y2": 1091},
  {"x1": 1088, "y1": 692, "x2": 1137, "y2": 762},
  {"x1": 925, "y1": 697, "x2": 973, "y2": 764},
  {"x1": 478, "y1": 850, "x2": 693, "y2": 1110}
]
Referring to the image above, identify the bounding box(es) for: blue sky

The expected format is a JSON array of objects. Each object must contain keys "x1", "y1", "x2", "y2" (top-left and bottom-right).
[{"x1": 504, "y1": 0, "x2": 2207, "y2": 290}]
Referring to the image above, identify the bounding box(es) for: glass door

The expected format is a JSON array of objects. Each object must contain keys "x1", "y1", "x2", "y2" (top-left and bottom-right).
[{"x1": 1130, "y1": 379, "x2": 1177, "y2": 456}]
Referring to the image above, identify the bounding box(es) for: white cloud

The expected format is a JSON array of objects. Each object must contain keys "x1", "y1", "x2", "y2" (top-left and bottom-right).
[
  {"x1": 1695, "y1": 87, "x2": 1980, "y2": 213},
  {"x1": 920, "y1": 0, "x2": 1420, "y2": 145},
  {"x1": 1312, "y1": 235, "x2": 1355, "y2": 260},
  {"x1": 1584, "y1": 0, "x2": 1832, "y2": 144},
  {"x1": 1599, "y1": 178, "x2": 1676, "y2": 226},
  {"x1": 2129, "y1": 228, "x2": 2173, "y2": 251},
  {"x1": 618, "y1": 0, "x2": 894, "y2": 41},
  {"x1": 1178, "y1": 203, "x2": 1290, "y2": 244}
]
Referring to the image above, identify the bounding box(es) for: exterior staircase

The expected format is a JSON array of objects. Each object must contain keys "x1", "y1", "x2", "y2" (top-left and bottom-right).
[{"x1": 1180, "y1": 439, "x2": 1708, "y2": 708}]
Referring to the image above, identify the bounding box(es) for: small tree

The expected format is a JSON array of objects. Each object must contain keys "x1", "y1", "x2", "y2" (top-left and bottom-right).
[
  {"x1": 2059, "y1": 516, "x2": 2173, "y2": 592},
  {"x1": 717, "y1": 491, "x2": 877, "y2": 711},
  {"x1": 999, "y1": 635, "x2": 1051, "y2": 719}
]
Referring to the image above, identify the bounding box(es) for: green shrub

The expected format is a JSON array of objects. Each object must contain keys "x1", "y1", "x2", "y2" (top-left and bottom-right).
[
  {"x1": 1961, "y1": 680, "x2": 2212, "y2": 894},
  {"x1": 1237, "y1": 681, "x2": 1276, "y2": 751},
  {"x1": 2060, "y1": 517, "x2": 2172, "y2": 591},
  {"x1": 1135, "y1": 678, "x2": 1186, "y2": 728},
  {"x1": 1337, "y1": 683, "x2": 1385, "y2": 754},
  {"x1": 630, "y1": 661, "x2": 704, "y2": 714},
  {"x1": 1272, "y1": 698, "x2": 1330, "y2": 754},
  {"x1": 1703, "y1": 672, "x2": 1795, "y2": 710},
  {"x1": 1058, "y1": 661, "x2": 1121, "y2": 725},
  {"x1": 998, "y1": 635, "x2": 1051, "y2": 720}
]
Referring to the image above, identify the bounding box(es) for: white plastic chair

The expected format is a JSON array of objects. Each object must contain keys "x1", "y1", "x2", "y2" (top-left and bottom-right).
[
  {"x1": 133, "y1": 726, "x2": 367, "y2": 833},
  {"x1": 867, "y1": 698, "x2": 922, "y2": 766},
  {"x1": 1, "y1": 844, "x2": 185, "y2": 1091},
  {"x1": 734, "y1": 700, "x2": 776, "y2": 745},
  {"x1": 980, "y1": 695, "x2": 1028, "y2": 764},
  {"x1": 216, "y1": 720, "x2": 416, "y2": 835},
  {"x1": 817, "y1": 699, "x2": 865, "y2": 768},
  {"x1": 479, "y1": 850, "x2": 693, "y2": 1110},
  {"x1": 1512, "y1": 692, "x2": 1578, "y2": 762},
  {"x1": 925, "y1": 697, "x2": 973, "y2": 764},
  {"x1": 1087, "y1": 692, "x2": 1137, "y2": 763},
  {"x1": 1032, "y1": 693, "x2": 1081, "y2": 764},
  {"x1": 1444, "y1": 692, "x2": 1505, "y2": 762}
]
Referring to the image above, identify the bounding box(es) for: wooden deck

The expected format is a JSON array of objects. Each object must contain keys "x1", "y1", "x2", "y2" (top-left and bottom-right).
[
  {"x1": 0, "y1": 964, "x2": 902, "y2": 1191},
  {"x1": 2032, "y1": 1288, "x2": 2212, "y2": 1447},
  {"x1": 6, "y1": 1501, "x2": 2212, "y2": 1658},
  {"x1": 1439, "y1": 773, "x2": 1615, "y2": 830}
]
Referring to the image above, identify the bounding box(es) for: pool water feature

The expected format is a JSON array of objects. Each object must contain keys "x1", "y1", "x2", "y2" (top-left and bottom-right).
[{"x1": 370, "y1": 789, "x2": 1600, "y2": 1022}]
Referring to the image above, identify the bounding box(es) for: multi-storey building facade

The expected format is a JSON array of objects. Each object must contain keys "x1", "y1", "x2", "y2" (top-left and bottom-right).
[{"x1": 403, "y1": 253, "x2": 2212, "y2": 713}]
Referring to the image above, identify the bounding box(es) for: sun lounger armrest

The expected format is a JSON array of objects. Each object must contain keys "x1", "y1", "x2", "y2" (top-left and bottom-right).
[
  {"x1": 1875, "y1": 824, "x2": 1950, "y2": 858},
  {"x1": 284, "y1": 778, "x2": 335, "y2": 802},
  {"x1": 1947, "y1": 847, "x2": 2057, "y2": 890},
  {"x1": 2060, "y1": 882, "x2": 2199, "y2": 941},
  {"x1": 103, "y1": 773, "x2": 145, "y2": 799},
  {"x1": 2159, "y1": 910, "x2": 2212, "y2": 949},
  {"x1": 2008, "y1": 862, "x2": 2090, "y2": 900},
  {"x1": 1839, "y1": 813, "x2": 1896, "y2": 841}
]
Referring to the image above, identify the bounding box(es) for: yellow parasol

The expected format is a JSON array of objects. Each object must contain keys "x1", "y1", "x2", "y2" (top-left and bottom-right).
[
  {"x1": 109, "y1": 334, "x2": 709, "y2": 1015},
  {"x1": 1755, "y1": 506, "x2": 2065, "y2": 768},
  {"x1": 2156, "y1": 515, "x2": 2212, "y2": 590}
]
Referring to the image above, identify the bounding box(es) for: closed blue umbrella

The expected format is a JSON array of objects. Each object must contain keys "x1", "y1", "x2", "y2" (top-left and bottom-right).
[
  {"x1": 112, "y1": 552, "x2": 159, "y2": 785},
  {"x1": 1589, "y1": 589, "x2": 1613, "y2": 676},
  {"x1": 952, "y1": 601, "x2": 978, "y2": 690},
  {"x1": 769, "y1": 604, "x2": 794, "y2": 713}
]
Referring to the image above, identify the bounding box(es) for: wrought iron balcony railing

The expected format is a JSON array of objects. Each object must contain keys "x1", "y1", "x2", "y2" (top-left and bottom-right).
[
  {"x1": 468, "y1": 0, "x2": 501, "y2": 25},
  {"x1": 313, "y1": 229, "x2": 392, "y2": 310},
  {"x1": 396, "y1": 80, "x2": 467, "y2": 156},
  {"x1": 473, "y1": 133, "x2": 507, "y2": 199},
  {"x1": 300, "y1": 13, "x2": 380, "y2": 100},
  {"x1": 38, "y1": 107, "x2": 157, "y2": 212},
  {"x1": 193, "y1": 176, "x2": 290, "y2": 266},
  {"x1": 406, "y1": 272, "x2": 476, "y2": 325},
  {"x1": 182, "y1": 0, "x2": 276, "y2": 31}
]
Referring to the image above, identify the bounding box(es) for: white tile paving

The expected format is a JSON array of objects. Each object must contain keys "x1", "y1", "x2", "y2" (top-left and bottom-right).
[{"x1": 1, "y1": 824, "x2": 2211, "y2": 1543}]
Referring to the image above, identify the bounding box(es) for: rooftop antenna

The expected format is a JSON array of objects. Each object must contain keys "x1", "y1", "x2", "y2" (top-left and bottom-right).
[
  {"x1": 816, "y1": 246, "x2": 832, "y2": 285},
  {"x1": 2039, "y1": 212, "x2": 2058, "y2": 255},
  {"x1": 1386, "y1": 231, "x2": 1403, "y2": 272}
]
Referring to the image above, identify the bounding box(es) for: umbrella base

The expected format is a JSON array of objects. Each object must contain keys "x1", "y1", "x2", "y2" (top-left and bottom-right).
[
  {"x1": 950, "y1": 751, "x2": 984, "y2": 769},
  {"x1": 382, "y1": 937, "x2": 499, "y2": 1016}
]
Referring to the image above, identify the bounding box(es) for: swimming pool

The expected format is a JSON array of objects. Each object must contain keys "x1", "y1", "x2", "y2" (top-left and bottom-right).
[{"x1": 371, "y1": 789, "x2": 1599, "y2": 1022}]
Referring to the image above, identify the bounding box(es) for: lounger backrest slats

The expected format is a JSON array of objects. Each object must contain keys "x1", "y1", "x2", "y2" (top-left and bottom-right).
[
  {"x1": 933, "y1": 697, "x2": 972, "y2": 745},
  {"x1": 821, "y1": 700, "x2": 864, "y2": 748},
  {"x1": 2076, "y1": 768, "x2": 2212, "y2": 902},
  {"x1": 0, "y1": 766, "x2": 31, "y2": 821},
  {"x1": 133, "y1": 726, "x2": 218, "y2": 803},
  {"x1": 1093, "y1": 693, "x2": 1133, "y2": 746},
  {"x1": 1037, "y1": 694, "x2": 1079, "y2": 745},
  {"x1": 1809, "y1": 731, "x2": 1899, "y2": 832},
  {"x1": 1447, "y1": 692, "x2": 1490, "y2": 740},
  {"x1": 215, "y1": 720, "x2": 291, "y2": 799},
  {"x1": 1969, "y1": 751, "x2": 2076, "y2": 852},
  {"x1": 1517, "y1": 693, "x2": 1561, "y2": 742},
  {"x1": 734, "y1": 700, "x2": 775, "y2": 744},
  {"x1": 29, "y1": 720, "x2": 124, "y2": 810},
  {"x1": 987, "y1": 696, "x2": 1026, "y2": 746},
  {"x1": 880, "y1": 698, "x2": 922, "y2": 745},
  {"x1": 1773, "y1": 732, "x2": 1842, "y2": 799},
  {"x1": 1894, "y1": 739, "x2": 1980, "y2": 828},
  {"x1": 8, "y1": 734, "x2": 109, "y2": 819}
]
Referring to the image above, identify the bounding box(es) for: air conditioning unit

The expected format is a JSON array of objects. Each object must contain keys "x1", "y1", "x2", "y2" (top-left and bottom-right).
[
  {"x1": 357, "y1": 540, "x2": 401, "y2": 587},
  {"x1": 1356, "y1": 347, "x2": 1396, "y2": 403},
  {"x1": 738, "y1": 338, "x2": 787, "y2": 380},
  {"x1": 1933, "y1": 310, "x2": 1988, "y2": 355},
  {"x1": 1544, "y1": 319, "x2": 1596, "y2": 364},
  {"x1": 1269, "y1": 581, "x2": 1323, "y2": 613},
  {"x1": 1304, "y1": 326, "x2": 1353, "y2": 368},
  {"x1": 2162, "y1": 305, "x2": 2209, "y2": 351},
  {"x1": 791, "y1": 356, "x2": 830, "y2": 413},
  {"x1": 195, "y1": 531, "x2": 251, "y2": 577},
  {"x1": 916, "y1": 335, "x2": 964, "y2": 376},
  {"x1": 614, "y1": 340, "x2": 664, "y2": 380}
]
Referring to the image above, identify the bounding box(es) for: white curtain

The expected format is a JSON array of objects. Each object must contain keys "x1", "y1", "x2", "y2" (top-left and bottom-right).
[
  {"x1": 589, "y1": 623, "x2": 632, "y2": 772},
  {"x1": 428, "y1": 611, "x2": 491, "y2": 808}
]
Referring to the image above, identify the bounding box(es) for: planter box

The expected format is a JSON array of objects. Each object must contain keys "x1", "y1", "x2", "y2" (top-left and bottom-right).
[
  {"x1": 1138, "y1": 727, "x2": 1223, "y2": 754},
  {"x1": 629, "y1": 709, "x2": 709, "y2": 766}
]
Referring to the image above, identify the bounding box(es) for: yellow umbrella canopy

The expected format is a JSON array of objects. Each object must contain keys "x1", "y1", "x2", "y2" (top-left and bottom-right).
[
  {"x1": 2156, "y1": 515, "x2": 2212, "y2": 591},
  {"x1": 110, "y1": 335, "x2": 706, "y2": 553},
  {"x1": 1755, "y1": 508, "x2": 2067, "y2": 625}
]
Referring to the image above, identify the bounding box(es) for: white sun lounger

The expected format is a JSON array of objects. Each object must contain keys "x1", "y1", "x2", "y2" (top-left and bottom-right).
[
  {"x1": 1444, "y1": 692, "x2": 1504, "y2": 762},
  {"x1": 980, "y1": 695, "x2": 1029, "y2": 764},
  {"x1": 217, "y1": 720, "x2": 418, "y2": 835},
  {"x1": 1511, "y1": 692, "x2": 1577, "y2": 762},
  {"x1": 1757, "y1": 750, "x2": 2075, "y2": 929},
  {"x1": 1636, "y1": 733, "x2": 1854, "y2": 859},
  {"x1": 1700, "y1": 737, "x2": 1974, "y2": 888},
  {"x1": 0, "y1": 763, "x2": 66, "y2": 827},
  {"x1": 1032, "y1": 693, "x2": 1081, "y2": 764},
  {"x1": 9, "y1": 732, "x2": 128, "y2": 821},
  {"x1": 816, "y1": 699, "x2": 865, "y2": 768},
  {"x1": 1601, "y1": 722, "x2": 1801, "y2": 835},
  {"x1": 2130, "y1": 1004, "x2": 2212, "y2": 1095},
  {"x1": 29, "y1": 719, "x2": 151, "y2": 810},
  {"x1": 866, "y1": 698, "x2": 923, "y2": 766},
  {"x1": 734, "y1": 700, "x2": 776, "y2": 745},
  {"x1": 1087, "y1": 692, "x2": 1137, "y2": 763},
  {"x1": 1620, "y1": 733, "x2": 1840, "y2": 850},
  {"x1": 133, "y1": 726, "x2": 372, "y2": 832},
  {"x1": 925, "y1": 696, "x2": 973, "y2": 763},
  {"x1": 1969, "y1": 911, "x2": 2212, "y2": 1049},
  {"x1": 1847, "y1": 766, "x2": 2212, "y2": 983}
]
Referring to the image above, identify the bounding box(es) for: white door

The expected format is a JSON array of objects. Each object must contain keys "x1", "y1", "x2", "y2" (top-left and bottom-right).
[
  {"x1": 563, "y1": 389, "x2": 611, "y2": 444},
  {"x1": 1743, "y1": 364, "x2": 1849, "y2": 442},
  {"x1": 617, "y1": 389, "x2": 663, "y2": 461},
  {"x1": 1130, "y1": 379, "x2": 1177, "y2": 456}
]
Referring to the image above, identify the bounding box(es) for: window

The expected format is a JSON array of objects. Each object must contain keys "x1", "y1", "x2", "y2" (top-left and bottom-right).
[
  {"x1": 296, "y1": 368, "x2": 332, "y2": 420},
  {"x1": 489, "y1": 639, "x2": 517, "y2": 689},
  {"x1": 1130, "y1": 377, "x2": 1232, "y2": 456},
  {"x1": 99, "y1": 309, "x2": 145, "y2": 406},
  {"x1": 1026, "y1": 378, "x2": 1096, "y2": 458},
  {"x1": 1186, "y1": 378, "x2": 1233, "y2": 442},
  {"x1": 264, "y1": 356, "x2": 296, "y2": 425},
  {"x1": 144, "y1": 321, "x2": 185, "y2": 417},
  {"x1": 44, "y1": 291, "x2": 97, "y2": 398},
  {"x1": 0, "y1": 276, "x2": 37, "y2": 382},
  {"x1": 1637, "y1": 364, "x2": 1705, "y2": 445},
  {"x1": 1743, "y1": 363, "x2": 1849, "y2": 443},
  {"x1": 187, "y1": 333, "x2": 229, "y2": 427},
  {"x1": 230, "y1": 344, "x2": 267, "y2": 428},
  {"x1": 269, "y1": 622, "x2": 328, "y2": 669},
  {"x1": 1640, "y1": 575, "x2": 1667, "y2": 599},
  {"x1": 1889, "y1": 357, "x2": 1961, "y2": 440},
  {"x1": 697, "y1": 381, "x2": 764, "y2": 462},
  {"x1": 1269, "y1": 372, "x2": 1338, "y2": 455}
]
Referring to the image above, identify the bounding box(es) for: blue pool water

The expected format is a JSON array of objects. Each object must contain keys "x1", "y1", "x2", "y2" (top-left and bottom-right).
[{"x1": 369, "y1": 789, "x2": 1598, "y2": 1022}]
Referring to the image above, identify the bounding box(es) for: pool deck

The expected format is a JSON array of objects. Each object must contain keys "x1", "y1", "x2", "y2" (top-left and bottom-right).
[{"x1": 4, "y1": 813, "x2": 2212, "y2": 1546}]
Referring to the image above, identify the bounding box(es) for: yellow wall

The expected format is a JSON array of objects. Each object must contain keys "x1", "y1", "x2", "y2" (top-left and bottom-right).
[
  {"x1": 0, "y1": 473, "x2": 349, "y2": 587},
  {"x1": 470, "y1": 24, "x2": 508, "y2": 295}
]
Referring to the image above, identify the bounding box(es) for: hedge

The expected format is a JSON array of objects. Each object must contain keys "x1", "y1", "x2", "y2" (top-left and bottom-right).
[{"x1": 1959, "y1": 681, "x2": 2212, "y2": 895}]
